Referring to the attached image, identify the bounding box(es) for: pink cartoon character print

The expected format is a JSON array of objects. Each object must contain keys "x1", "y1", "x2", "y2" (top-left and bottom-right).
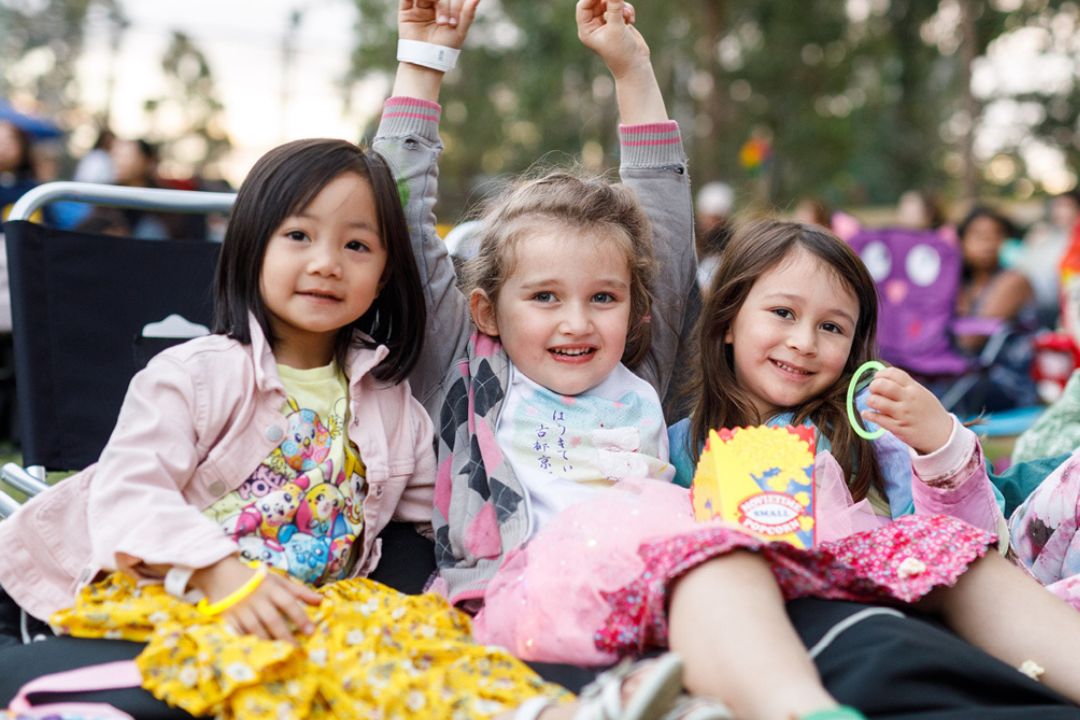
[
  {"x1": 237, "y1": 536, "x2": 288, "y2": 572},
  {"x1": 222, "y1": 505, "x2": 263, "y2": 542},
  {"x1": 256, "y1": 481, "x2": 304, "y2": 542},
  {"x1": 323, "y1": 535, "x2": 355, "y2": 582},
  {"x1": 279, "y1": 398, "x2": 332, "y2": 474},
  {"x1": 295, "y1": 482, "x2": 346, "y2": 538},
  {"x1": 338, "y1": 448, "x2": 367, "y2": 526}
]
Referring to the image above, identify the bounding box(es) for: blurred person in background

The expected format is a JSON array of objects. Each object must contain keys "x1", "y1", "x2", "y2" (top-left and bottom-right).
[
  {"x1": 72, "y1": 127, "x2": 116, "y2": 185},
  {"x1": 896, "y1": 188, "x2": 947, "y2": 231},
  {"x1": 956, "y1": 206, "x2": 1034, "y2": 343},
  {"x1": 0, "y1": 120, "x2": 39, "y2": 222},
  {"x1": 1014, "y1": 190, "x2": 1080, "y2": 328},
  {"x1": 792, "y1": 196, "x2": 832, "y2": 230},
  {"x1": 694, "y1": 180, "x2": 733, "y2": 290},
  {"x1": 77, "y1": 137, "x2": 206, "y2": 240},
  {"x1": 954, "y1": 205, "x2": 1040, "y2": 412}
]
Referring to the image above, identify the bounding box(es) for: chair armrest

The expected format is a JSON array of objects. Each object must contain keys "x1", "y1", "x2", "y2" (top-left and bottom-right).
[{"x1": 950, "y1": 316, "x2": 1005, "y2": 337}]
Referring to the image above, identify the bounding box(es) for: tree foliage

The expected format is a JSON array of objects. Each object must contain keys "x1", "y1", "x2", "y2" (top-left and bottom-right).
[
  {"x1": 0, "y1": 0, "x2": 111, "y2": 110},
  {"x1": 144, "y1": 31, "x2": 232, "y2": 176},
  {"x1": 3, "y1": 1, "x2": 1079, "y2": 204},
  {"x1": 0, "y1": 0, "x2": 230, "y2": 178},
  {"x1": 345, "y1": 0, "x2": 1080, "y2": 219}
]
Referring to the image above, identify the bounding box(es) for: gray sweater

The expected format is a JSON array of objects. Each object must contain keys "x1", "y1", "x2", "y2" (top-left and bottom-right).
[{"x1": 373, "y1": 97, "x2": 696, "y2": 606}]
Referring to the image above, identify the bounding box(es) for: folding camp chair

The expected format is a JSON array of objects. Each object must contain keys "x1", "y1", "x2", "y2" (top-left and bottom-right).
[
  {"x1": 0, "y1": 181, "x2": 234, "y2": 514},
  {"x1": 847, "y1": 226, "x2": 1042, "y2": 430}
]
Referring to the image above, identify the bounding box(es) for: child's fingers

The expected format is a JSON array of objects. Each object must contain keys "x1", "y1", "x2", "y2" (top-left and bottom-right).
[
  {"x1": 623, "y1": 0, "x2": 636, "y2": 23},
  {"x1": 604, "y1": 0, "x2": 627, "y2": 24},
  {"x1": 456, "y1": 0, "x2": 481, "y2": 32},
  {"x1": 867, "y1": 375, "x2": 905, "y2": 401},
  {"x1": 863, "y1": 392, "x2": 901, "y2": 419},
  {"x1": 434, "y1": 0, "x2": 453, "y2": 24},
  {"x1": 873, "y1": 366, "x2": 913, "y2": 386},
  {"x1": 576, "y1": 0, "x2": 601, "y2": 27},
  {"x1": 860, "y1": 410, "x2": 896, "y2": 435},
  {"x1": 442, "y1": 0, "x2": 472, "y2": 26},
  {"x1": 254, "y1": 598, "x2": 297, "y2": 643},
  {"x1": 230, "y1": 605, "x2": 267, "y2": 641},
  {"x1": 276, "y1": 591, "x2": 316, "y2": 635},
  {"x1": 283, "y1": 576, "x2": 324, "y2": 606},
  {"x1": 446, "y1": 0, "x2": 462, "y2": 26}
]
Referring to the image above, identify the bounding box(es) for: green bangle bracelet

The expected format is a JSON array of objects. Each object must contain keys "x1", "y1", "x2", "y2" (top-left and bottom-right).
[{"x1": 847, "y1": 360, "x2": 886, "y2": 440}]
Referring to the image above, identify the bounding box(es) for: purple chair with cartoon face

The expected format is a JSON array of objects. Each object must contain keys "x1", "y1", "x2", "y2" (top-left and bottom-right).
[
  {"x1": 847, "y1": 226, "x2": 1031, "y2": 416},
  {"x1": 849, "y1": 227, "x2": 971, "y2": 378}
]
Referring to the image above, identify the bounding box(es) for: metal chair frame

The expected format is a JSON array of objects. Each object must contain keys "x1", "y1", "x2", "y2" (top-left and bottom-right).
[{"x1": 0, "y1": 182, "x2": 235, "y2": 515}]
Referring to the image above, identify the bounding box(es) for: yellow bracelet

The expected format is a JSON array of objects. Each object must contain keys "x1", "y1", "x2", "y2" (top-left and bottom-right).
[{"x1": 195, "y1": 565, "x2": 268, "y2": 616}]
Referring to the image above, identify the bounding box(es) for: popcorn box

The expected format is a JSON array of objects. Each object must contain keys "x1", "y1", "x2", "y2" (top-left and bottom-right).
[{"x1": 690, "y1": 425, "x2": 816, "y2": 548}]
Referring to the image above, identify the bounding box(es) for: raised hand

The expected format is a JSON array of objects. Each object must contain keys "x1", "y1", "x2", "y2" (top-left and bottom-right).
[
  {"x1": 399, "y1": 0, "x2": 480, "y2": 49},
  {"x1": 576, "y1": 0, "x2": 666, "y2": 125},
  {"x1": 861, "y1": 367, "x2": 954, "y2": 456},
  {"x1": 576, "y1": 0, "x2": 647, "y2": 79}
]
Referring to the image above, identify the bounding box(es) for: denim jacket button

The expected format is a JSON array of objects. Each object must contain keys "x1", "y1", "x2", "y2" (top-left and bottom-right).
[{"x1": 265, "y1": 425, "x2": 284, "y2": 443}]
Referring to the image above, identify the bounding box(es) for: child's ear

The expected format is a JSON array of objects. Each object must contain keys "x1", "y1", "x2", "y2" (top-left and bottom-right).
[
  {"x1": 470, "y1": 289, "x2": 499, "y2": 336},
  {"x1": 724, "y1": 327, "x2": 733, "y2": 344}
]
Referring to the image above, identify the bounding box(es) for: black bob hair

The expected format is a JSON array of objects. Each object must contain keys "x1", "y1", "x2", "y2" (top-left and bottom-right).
[{"x1": 213, "y1": 138, "x2": 426, "y2": 384}]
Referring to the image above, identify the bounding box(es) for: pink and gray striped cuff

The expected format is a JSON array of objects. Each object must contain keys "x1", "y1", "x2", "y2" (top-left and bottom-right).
[
  {"x1": 619, "y1": 121, "x2": 683, "y2": 167},
  {"x1": 384, "y1": 96, "x2": 441, "y2": 121},
  {"x1": 380, "y1": 96, "x2": 442, "y2": 138}
]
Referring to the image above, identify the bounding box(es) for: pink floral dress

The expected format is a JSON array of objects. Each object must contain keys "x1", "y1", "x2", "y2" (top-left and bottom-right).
[{"x1": 473, "y1": 479, "x2": 995, "y2": 666}]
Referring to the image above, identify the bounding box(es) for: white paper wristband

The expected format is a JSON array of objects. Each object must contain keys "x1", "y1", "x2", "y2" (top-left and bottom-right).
[
  {"x1": 164, "y1": 565, "x2": 195, "y2": 599},
  {"x1": 397, "y1": 39, "x2": 460, "y2": 73}
]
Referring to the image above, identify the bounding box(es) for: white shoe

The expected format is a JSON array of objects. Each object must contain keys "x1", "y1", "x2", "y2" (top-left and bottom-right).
[
  {"x1": 659, "y1": 695, "x2": 734, "y2": 720},
  {"x1": 575, "y1": 653, "x2": 685, "y2": 720}
]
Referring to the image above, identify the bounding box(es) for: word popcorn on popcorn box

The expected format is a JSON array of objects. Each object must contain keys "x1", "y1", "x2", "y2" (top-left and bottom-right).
[{"x1": 690, "y1": 425, "x2": 817, "y2": 548}]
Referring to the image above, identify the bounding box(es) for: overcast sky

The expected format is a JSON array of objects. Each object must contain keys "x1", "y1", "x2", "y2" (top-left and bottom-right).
[{"x1": 78, "y1": 0, "x2": 385, "y2": 183}]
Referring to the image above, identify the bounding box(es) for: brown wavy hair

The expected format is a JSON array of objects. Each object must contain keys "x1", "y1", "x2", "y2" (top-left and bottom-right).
[
  {"x1": 462, "y1": 169, "x2": 655, "y2": 368},
  {"x1": 687, "y1": 219, "x2": 884, "y2": 501}
]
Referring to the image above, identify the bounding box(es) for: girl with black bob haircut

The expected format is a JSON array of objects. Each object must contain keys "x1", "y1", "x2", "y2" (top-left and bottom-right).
[
  {"x1": 214, "y1": 137, "x2": 426, "y2": 382},
  {"x1": 0, "y1": 133, "x2": 590, "y2": 716}
]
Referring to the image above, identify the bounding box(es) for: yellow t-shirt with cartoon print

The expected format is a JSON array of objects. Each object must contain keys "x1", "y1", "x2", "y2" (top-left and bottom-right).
[
  {"x1": 54, "y1": 360, "x2": 569, "y2": 720},
  {"x1": 201, "y1": 361, "x2": 368, "y2": 585}
]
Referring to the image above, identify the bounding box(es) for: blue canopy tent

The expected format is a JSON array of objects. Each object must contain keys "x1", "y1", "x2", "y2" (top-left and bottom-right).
[{"x1": 0, "y1": 101, "x2": 62, "y2": 140}]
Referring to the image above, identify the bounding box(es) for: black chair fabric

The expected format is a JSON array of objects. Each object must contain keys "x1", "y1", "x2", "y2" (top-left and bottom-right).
[{"x1": 3, "y1": 220, "x2": 219, "y2": 471}]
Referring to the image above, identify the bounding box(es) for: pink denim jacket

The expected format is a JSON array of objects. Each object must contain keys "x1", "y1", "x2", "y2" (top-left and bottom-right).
[{"x1": 0, "y1": 317, "x2": 436, "y2": 620}]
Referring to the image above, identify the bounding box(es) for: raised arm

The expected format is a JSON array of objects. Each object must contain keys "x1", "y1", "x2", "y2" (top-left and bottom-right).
[
  {"x1": 372, "y1": 0, "x2": 479, "y2": 418},
  {"x1": 576, "y1": 0, "x2": 665, "y2": 124},
  {"x1": 577, "y1": 0, "x2": 696, "y2": 411}
]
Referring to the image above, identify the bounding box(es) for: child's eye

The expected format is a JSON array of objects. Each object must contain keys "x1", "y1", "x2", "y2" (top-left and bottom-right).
[
  {"x1": 821, "y1": 322, "x2": 845, "y2": 335},
  {"x1": 345, "y1": 240, "x2": 370, "y2": 253},
  {"x1": 532, "y1": 291, "x2": 556, "y2": 303},
  {"x1": 591, "y1": 292, "x2": 616, "y2": 303},
  {"x1": 286, "y1": 230, "x2": 308, "y2": 242},
  {"x1": 771, "y1": 308, "x2": 793, "y2": 319}
]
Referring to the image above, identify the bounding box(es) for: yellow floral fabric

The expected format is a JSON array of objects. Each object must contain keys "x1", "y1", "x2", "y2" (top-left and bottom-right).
[{"x1": 52, "y1": 574, "x2": 569, "y2": 719}]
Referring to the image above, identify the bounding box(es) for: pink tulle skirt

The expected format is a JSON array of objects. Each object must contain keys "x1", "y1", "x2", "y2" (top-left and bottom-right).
[{"x1": 472, "y1": 479, "x2": 995, "y2": 666}]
